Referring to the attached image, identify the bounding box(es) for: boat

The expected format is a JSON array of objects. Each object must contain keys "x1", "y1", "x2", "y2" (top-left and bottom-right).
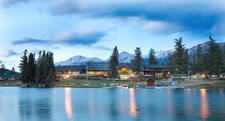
[{"x1": 117, "y1": 85, "x2": 129, "y2": 89}]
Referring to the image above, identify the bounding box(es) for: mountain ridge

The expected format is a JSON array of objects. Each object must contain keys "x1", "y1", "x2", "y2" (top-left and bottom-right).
[{"x1": 55, "y1": 41, "x2": 225, "y2": 66}]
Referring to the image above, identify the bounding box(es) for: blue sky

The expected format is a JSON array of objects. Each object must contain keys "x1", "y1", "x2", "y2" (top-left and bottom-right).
[{"x1": 0, "y1": 0, "x2": 225, "y2": 71}]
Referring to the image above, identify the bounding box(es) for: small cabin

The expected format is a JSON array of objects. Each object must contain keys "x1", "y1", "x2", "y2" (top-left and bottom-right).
[
  {"x1": 220, "y1": 73, "x2": 225, "y2": 79},
  {"x1": 147, "y1": 79, "x2": 155, "y2": 86},
  {"x1": 171, "y1": 74, "x2": 188, "y2": 79},
  {"x1": 187, "y1": 71, "x2": 205, "y2": 79}
]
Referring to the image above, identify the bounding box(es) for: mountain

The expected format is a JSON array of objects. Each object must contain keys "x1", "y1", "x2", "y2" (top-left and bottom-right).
[
  {"x1": 55, "y1": 41, "x2": 225, "y2": 66},
  {"x1": 54, "y1": 55, "x2": 105, "y2": 66}
]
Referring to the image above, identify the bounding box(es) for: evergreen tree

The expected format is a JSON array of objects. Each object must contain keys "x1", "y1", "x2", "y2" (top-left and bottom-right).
[
  {"x1": 19, "y1": 50, "x2": 28, "y2": 84},
  {"x1": 207, "y1": 36, "x2": 222, "y2": 75},
  {"x1": 199, "y1": 46, "x2": 209, "y2": 79},
  {"x1": 27, "y1": 53, "x2": 36, "y2": 84},
  {"x1": 35, "y1": 51, "x2": 43, "y2": 85},
  {"x1": 41, "y1": 50, "x2": 46, "y2": 84},
  {"x1": 131, "y1": 47, "x2": 143, "y2": 74},
  {"x1": 148, "y1": 48, "x2": 158, "y2": 65},
  {"x1": 173, "y1": 37, "x2": 185, "y2": 83},
  {"x1": 162, "y1": 69, "x2": 166, "y2": 78},
  {"x1": 10, "y1": 67, "x2": 15, "y2": 76},
  {"x1": 196, "y1": 45, "x2": 202, "y2": 70},
  {"x1": 43, "y1": 52, "x2": 50, "y2": 83},
  {"x1": 221, "y1": 46, "x2": 225, "y2": 73},
  {"x1": 46, "y1": 52, "x2": 55, "y2": 86},
  {"x1": 191, "y1": 50, "x2": 197, "y2": 71},
  {"x1": 0, "y1": 64, "x2": 5, "y2": 75},
  {"x1": 167, "y1": 53, "x2": 175, "y2": 75},
  {"x1": 108, "y1": 46, "x2": 120, "y2": 82},
  {"x1": 161, "y1": 61, "x2": 165, "y2": 65},
  {"x1": 182, "y1": 49, "x2": 189, "y2": 74}
]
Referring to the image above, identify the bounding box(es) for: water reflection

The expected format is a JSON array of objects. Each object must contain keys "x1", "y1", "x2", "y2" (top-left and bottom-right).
[
  {"x1": 129, "y1": 88, "x2": 138, "y2": 118},
  {"x1": 167, "y1": 89, "x2": 174, "y2": 116},
  {"x1": 200, "y1": 89, "x2": 210, "y2": 121},
  {"x1": 65, "y1": 88, "x2": 73, "y2": 119}
]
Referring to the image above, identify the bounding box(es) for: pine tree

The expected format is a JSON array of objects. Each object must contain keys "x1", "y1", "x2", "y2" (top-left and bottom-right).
[
  {"x1": 10, "y1": 67, "x2": 15, "y2": 76},
  {"x1": 27, "y1": 53, "x2": 36, "y2": 84},
  {"x1": 108, "y1": 46, "x2": 120, "y2": 82},
  {"x1": 41, "y1": 50, "x2": 46, "y2": 84},
  {"x1": 148, "y1": 48, "x2": 158, "y2": 65},
  {"x1": 191, "y1": 50, "x2": 197, "y2": 71},
  {"x1": 221, "y1": 46, "x2": 225, "y2": 73},
  {"x1": 131, "y1": 47, "x2": 143, "y2": 74},
  {"x1": 35, "y1": 51, "x2": 43, "y2": 85},
  {"x1": 0, "y1": 64, "x2": 5, "y2": 75},
  {"x1": 199, "y1": 46, "x2": 209, "y2": 79},
  {"x1": 173, "y1": 37, "x2": 185, "y2": 83},
  {"x1": 19, "y1": 50, "x2": 28, "y2": 84},
  {"x1": 167, "y1": 53, "x2": 175, "y2": 75},
  {"x1": 162, "y1": 69, "x2": 166, "y2": 78},
  {"x1": 182, "y1": 49, "x2": 189, "y2": 74},
  {"x1": 196, "y1": 45, "x2": 202, "y2": 70},
  {"x1": 46, "y1": 52, "x2": 55, "y2": 86},
  {"x1": 44, "y1": 52, "x2": 50, "y2": 84},
  {"x1": 161, "y1": 61, "x2": 165, "y2": 65},
  {"x1": 207, "y1": 36, "x2": 222, "y2": 75}
]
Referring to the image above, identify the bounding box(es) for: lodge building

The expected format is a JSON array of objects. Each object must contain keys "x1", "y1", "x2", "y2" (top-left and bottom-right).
[{"x1": 55, "y1": 62, "x2": 169, "y2": 79}]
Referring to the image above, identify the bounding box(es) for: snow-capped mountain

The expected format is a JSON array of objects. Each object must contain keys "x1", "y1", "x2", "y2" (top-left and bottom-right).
[
  {"x1": 55, "y1": 41, "x2": 225, "y2": 66},
  {"x1": 54, "y1": 55, "x2": 105, "y2": 66}
]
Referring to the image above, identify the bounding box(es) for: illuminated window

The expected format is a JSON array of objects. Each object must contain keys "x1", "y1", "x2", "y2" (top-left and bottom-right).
[
  {"x1": 168, "y1": 72, "x2": 170, "y2": 74},
  {"x1": 160, "y1": 73, "x2": 162, "y2": 75},
  {"x1": 146, "y1": 68, "x2": 149, "y2": 70},
  {"x1": 193, "y1": 75, "x2": 196, "y2": 78}
]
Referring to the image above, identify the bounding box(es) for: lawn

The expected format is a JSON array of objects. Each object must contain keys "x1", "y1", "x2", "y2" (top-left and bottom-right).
[
  {"x1": 190, "y1": 81, "x2": 225, "y2": 88},
  {"x1": 58, "y1": 79, "x2": 147, "y2": 88},
  {"x1": 0, "y1": 80, "x2": 21, "y2": 86}
]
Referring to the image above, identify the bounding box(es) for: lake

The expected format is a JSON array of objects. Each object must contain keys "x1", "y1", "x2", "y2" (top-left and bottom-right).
[{"x1": 0, "y1": 87, "x2": 225, "y2": 121}]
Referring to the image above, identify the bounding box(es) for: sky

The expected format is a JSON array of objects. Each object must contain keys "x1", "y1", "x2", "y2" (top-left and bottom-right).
[{"x1": 0, "y1": 0, "x2": 225, "y2": 71}]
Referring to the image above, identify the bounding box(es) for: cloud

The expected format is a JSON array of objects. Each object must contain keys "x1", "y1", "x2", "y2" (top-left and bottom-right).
[
  {"x1": 0, "y1": 0, "x2": 30, "y2": 7},
  {"x1": 12, "y1": 37, "x2": 48, "y2": 45},
  {"x1": 12, "y1": 29, "x2": 107, "y2": 46},
  {"x1": 92, "y1": 45, "x2": 111, "y2": 51},
  {"x1": 48, "y1": 0, "x2": 225, "y2": 36},
  {"x1": 1, "y1": 49, "x2": 18, "y2": 57}
]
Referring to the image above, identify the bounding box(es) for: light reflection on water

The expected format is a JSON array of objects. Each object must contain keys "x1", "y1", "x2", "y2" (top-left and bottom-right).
[
  {"x1": 65, "y1": 88, "x2": 73, "y2": 119},
  {"x1": 0, "y1": 88, "x2": 225, "y2": 121},
  {"x1": 129, "y1": 88, "x2": 138, "y2": 118},
  {"x1": 200, "y1": 89, "x2": 210, "y2": 121}
]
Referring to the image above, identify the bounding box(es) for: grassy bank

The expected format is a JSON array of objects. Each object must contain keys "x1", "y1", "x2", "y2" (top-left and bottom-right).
[
  {"x1": 58, "y1": 79, "x2": 147, "y2": 88},
  {"x1": 0, "y1": 80, "x2": 21, "y2": 86},
  {"x1": 189, "y1": 81, "x2": 225, "y2": 88}
]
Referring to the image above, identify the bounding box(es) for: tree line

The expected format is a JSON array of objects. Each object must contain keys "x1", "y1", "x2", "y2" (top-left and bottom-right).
[
  {"x1": 108, "y1": 46, "x2": 157, "y2": 81},
  {"x1": 19, "y1": 50, "x2": 55, "y2": 86},
  {"x1": 0, "y1": 61, "x2": 16, "y2": 76},
  {"x1": 167, "y1": 36, "x2": 225, "y2": 83}
]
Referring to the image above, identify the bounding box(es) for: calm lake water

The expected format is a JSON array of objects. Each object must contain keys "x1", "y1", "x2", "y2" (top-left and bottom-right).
[{"x1": 0, "y1": 87, "x2": 225, "y2": 121}]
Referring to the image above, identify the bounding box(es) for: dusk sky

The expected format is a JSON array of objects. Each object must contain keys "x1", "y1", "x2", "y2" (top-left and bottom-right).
[{"x1": 1, "y1": 0, "x2": 225, "y2": 71}]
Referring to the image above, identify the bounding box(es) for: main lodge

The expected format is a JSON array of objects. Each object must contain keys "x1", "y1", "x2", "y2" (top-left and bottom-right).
[{"x1": 55, "y1": 62, "x2": 169, "y2": 79}]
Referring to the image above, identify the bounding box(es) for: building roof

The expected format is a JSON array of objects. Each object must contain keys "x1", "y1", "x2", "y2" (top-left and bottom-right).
[
  {"x1": 0, "y1": 73, "x2": 21, "y2": 78},
  {"x1": 188, "y1": 70, "x2": 204, "y2": 76},
  {"x1": 172, "y1": 74, "x2": 188, "y2": 76},
  {"x1": 86, "y1": 62, "x2": 145, "y2": 71},
  {"x1": 55, "y1": 65, "x2": 86, "y2": 71},
  {"x1": 220, "y1": 73, "x2": 225, "y2": 76},
  {"x1": 144, "y1": 65, "x2": 167, "y2": 69}
]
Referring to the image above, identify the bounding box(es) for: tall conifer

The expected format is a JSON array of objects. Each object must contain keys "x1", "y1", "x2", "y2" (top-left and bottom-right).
[
  {"x1": 131, "y1": 47, "x2": 143, "y2": 74},
  {"x1": 148, "y1": 48, "x2": 158, "y2": 65},
  {"x1": 19, "y1": 50, "x2": 28, "y2": 84},
  {"x1": 108, "y1": 46, "x2": 120, "y2": 82}
]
